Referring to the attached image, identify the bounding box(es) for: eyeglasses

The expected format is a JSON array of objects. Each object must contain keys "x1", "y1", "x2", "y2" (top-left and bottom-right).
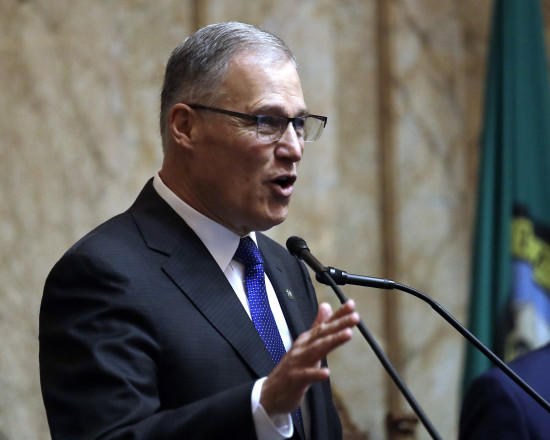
[{"x1": 188, "y1": 104, "x2": 327, "y2": 143}]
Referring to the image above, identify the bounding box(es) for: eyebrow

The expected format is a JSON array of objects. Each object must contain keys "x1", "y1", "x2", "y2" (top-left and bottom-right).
[{"x1": 252, "y1": 104, "x2": 310, "y2": 117}]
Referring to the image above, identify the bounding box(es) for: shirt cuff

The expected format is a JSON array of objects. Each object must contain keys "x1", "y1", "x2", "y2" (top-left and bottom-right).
[{"x1": 251, "y1": 377, "x2": 293, "y2": 440}]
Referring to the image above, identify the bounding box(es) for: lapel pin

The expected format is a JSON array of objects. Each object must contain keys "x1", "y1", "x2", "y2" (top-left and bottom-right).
[{"x1": 285, "y1": 288, "x2": 295, "y2": 300}]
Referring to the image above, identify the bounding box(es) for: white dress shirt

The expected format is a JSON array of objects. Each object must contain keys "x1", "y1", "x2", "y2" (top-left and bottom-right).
[{"x1": 153, "y1": 173, "x2": 304, "y2": 439}]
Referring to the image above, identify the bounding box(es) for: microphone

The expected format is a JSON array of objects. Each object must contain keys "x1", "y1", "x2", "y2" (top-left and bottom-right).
[
  {"x1": 316, "y1": 265, "x2": 550, "y2": 414},
  {"x1": 286, "y1": 236, "x2": 442, "y2": 440},
  {"x1": 286, "y1": 236, "x2": 327, "y2": 276}
]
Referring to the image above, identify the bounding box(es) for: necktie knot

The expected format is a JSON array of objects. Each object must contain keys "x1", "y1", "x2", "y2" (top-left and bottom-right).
[{"x1": 234, "y1": 237, "x2": 263, "y2": 269}]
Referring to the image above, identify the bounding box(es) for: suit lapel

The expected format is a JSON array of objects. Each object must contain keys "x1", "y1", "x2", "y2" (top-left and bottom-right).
[
  {"x1": 259, "y1": 237, "x2": 308, "y2": 341},
  {"x1": 131, "y1": 181, "x2": 275, "y2": 378},
  {"x1": 162, "y1": 240, "x2": 276, "y2": 378}
]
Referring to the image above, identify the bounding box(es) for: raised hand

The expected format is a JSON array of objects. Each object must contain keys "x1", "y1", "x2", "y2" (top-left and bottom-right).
[{"x1": 260, "y1": 300, "x2": 360, "y2": 416}]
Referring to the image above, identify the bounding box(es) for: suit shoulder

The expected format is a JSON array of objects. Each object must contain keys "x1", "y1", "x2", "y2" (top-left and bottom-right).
[
  {"x1": 45, "y1": 210, "x2": 142, "y2": 283},
  {"x1": 462, "y1": 345, "x2": 550, "y2": 428},
  {"x1": 507, "y1": 344, "x2": 550, "y2": 377},
  {"x1": 67, "y1": 211, "x2": 138, "y2": 257},
  {"x1": 482, "y1": 343, "x2": 550, "y2": 391},
  {"x1": 55, "y1": 180, "x2": 162, "y2": 264}
]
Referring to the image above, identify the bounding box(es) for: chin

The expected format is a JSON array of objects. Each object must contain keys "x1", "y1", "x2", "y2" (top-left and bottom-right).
[{"x1": 252, "y1": 212, "x2": 288, "y2": 232}]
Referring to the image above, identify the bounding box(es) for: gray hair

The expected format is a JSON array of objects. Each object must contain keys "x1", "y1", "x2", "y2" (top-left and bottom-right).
[{"x1": 159, "y1": 21, "x2": 296, "y2": 147}]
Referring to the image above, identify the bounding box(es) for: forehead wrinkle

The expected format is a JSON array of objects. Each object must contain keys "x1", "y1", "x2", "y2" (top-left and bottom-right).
[{"x1": 216, "y1": 52, "x2": 306, "y2": 118}]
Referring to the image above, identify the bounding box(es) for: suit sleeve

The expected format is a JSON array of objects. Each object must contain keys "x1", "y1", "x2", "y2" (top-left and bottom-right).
[
  {"x1": 459, "y1": 371, "x2": 530, "y2": 440},
  {"x1": 39, "y1": 248, "x2": 257, "y2": 440}
]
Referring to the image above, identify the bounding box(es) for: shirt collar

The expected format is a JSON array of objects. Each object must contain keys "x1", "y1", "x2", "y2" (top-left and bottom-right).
[{"x1": 152, "y1": 172, "x2": 257, "y2": 271}]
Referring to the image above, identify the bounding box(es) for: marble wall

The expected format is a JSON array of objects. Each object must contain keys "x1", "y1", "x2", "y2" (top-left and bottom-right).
[
  {"x1": 388, "y1": 1, "x2": 489, "y2": 436},
  {"x1": 0, "y1": 0, "x2": 527, "y2": 438}
]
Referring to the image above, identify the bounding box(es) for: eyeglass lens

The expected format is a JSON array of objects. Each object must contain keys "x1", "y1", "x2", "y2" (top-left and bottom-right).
[{"x1": 257, "y1": 116, "x2": 324, "y2": 142}]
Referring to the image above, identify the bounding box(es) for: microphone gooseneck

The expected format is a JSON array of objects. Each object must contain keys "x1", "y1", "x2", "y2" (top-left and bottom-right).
[
  {"x1": 286, "y1": 236, "x2": 442, "y2": 440},
  {"x1": 317, "y1": 265, "x2": 550, "y2": 414}
]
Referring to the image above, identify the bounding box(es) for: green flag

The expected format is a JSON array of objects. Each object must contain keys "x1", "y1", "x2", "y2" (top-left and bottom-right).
[{"x1": 462, "y1": 0, "x2": 550, "y2": 393}]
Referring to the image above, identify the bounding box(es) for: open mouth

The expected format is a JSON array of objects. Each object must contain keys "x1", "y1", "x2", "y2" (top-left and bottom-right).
[
  {"x1": 272, "y1": 175, "x2": 296, "y2": 189},
  {"x1": 269, "y1": 174, "x2": 297, "y2": 198}
]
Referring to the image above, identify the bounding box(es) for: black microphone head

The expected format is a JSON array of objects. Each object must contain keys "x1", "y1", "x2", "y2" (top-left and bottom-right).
[{"x1": 286, "y1": 236, "x2": 309, "y2": 256}]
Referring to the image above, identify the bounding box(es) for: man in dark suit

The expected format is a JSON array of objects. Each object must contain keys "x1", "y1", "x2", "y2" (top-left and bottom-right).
[
  {"x1": 39, "y1": 22, "x2": 359, "y2": 439},
  {"x1": 459, "y1": 343, "x2": 550, "y2": 439}
]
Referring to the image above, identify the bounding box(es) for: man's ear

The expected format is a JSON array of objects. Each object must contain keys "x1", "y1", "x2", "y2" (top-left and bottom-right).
[{"x1": 168, "y1": 103, "x2": 195, "y2": 147}]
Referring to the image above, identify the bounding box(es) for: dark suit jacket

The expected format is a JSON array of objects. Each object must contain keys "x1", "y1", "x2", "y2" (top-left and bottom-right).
[
  {"x1": 459, "y1": 343, "x2": 550, "y2": 440},
  {"x1": 39, "y1": 180, "x2": 342, "y2": 440}
]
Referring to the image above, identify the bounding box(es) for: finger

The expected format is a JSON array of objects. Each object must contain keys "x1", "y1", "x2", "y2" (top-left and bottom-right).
[
  {"x1": 298, "y1": 330, "x2": 352, "y2": 365},
  {"x1": 310, "y1": 310, "x2": 359, "y2": 341},
  {"x1": 326, "y1": 299, "x2": 356, "y2": 323},
  {"x1": 292, "y1": 309, "x2": 358, "y2": 352},
  {"x1": 312, "y1": 302, "x2": 333, "y2": 327},
  {"x1": 290, "y1": 366, "x2": 331, "y2": 384},
  {"x1": 293, "y1": 326, "x2": 354, "y2": 364},
  {"x1": 312, "y1": 299, "x2": 356, "y2": 331}
]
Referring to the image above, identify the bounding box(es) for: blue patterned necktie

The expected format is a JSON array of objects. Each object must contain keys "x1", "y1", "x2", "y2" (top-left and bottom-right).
[{"x1": 234, "y1": 237, "x2": 304, "y2": 436}]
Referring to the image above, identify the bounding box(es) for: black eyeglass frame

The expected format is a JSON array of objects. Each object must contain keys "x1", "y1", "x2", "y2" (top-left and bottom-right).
[{"x1": 187, "y1": 104, "x2": 327, "y2": 142}]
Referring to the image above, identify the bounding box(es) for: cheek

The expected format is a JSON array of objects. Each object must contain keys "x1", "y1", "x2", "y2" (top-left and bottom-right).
[
  {"x1": 199, "y1": 135, "x2": 272, "y2": 194},
  {"x1": 239, "y1": 149, "x2": 271, "y2": 181}
]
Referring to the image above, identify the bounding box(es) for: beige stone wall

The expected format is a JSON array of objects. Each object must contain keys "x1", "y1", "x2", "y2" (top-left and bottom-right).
[
  {"x1": 1, "y1": 2, "x2": 192, "y2": 438},
  {"x1": 388, "y1": 1, "x2": 490, "y2": 437},
  {"x1": 0, "y1": 0, "x2": 531, "y2": 439}
]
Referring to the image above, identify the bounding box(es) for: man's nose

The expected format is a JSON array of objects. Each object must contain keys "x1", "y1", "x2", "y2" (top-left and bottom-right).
[{"x1": 276, "y1": 122, "x2": 303, "y2": 162}]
